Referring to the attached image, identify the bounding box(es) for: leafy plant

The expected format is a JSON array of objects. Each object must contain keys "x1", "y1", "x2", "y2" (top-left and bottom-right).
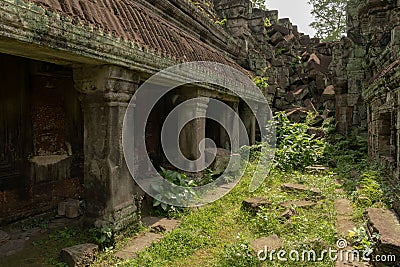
[
  {"x1": 152, "y1": 168, "x2": 198, "y2": 211},
  {"x1": 348, "y1": 226, "x2": 380, "y2": 255},
  {"x1": 275, "y1": 47, "x2": 288, "y2": 56},
  {"x1": 252, "y1": 0, "x2": 267, "y2": 10},
  {"x1": 308, "y1": 0, "x2": 348, "y2": 41},
  {"x1": 253, "y1": 76, "x2": 269, "y2": 90},
  {"x1": 273, "y1": 112, "x2": 327, "y2": 170},
  {"x1": 201, "y1": 168, "x2": 215, "y2": 185},
  {"x1": 89, "y1": 227, "x2": 115, "y2": 250},
  {"x1": 264, "y1": 17, "x2": 272, "y2": 27},
  {"x1": 215, "y1": 18, "x2": 227, "y2": 26},
  {"x1": 353, "y1": 170, "x2": 385, "y2": 207},
  {"x1": 48, "y1": 227, "x2": 76, "y2": 240}
]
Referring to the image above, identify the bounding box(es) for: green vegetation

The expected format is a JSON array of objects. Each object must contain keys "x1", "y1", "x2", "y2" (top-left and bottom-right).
[
  {"x1": 120, "y1": 168, "x2": 339, "y2": 267},
  {"x1": 263, "y1": 18, "x2": 272, "y2": 27},
  {"x1": 253, "y1": 76, "x2": 269, "y2": 90},
  {"x1": 215, "y1": 18, "x2": 227, "y2": 26},
  {"x1": 111, "y1": 113, "x2": 393, "y2": 267},
  {"x1": 274, "y1": 112, "x2": 327, "y2": 170},
  {"x1": 152, "y1": 167, "x2": 198, "y2": 211},
  {"x1": 348, "y1": 226, "x2": 380, "y2": 255},
  {"x1": 251, "y1": 0, "x2": 267, "y2": 10},
  {"x1": 308, "y1": 0, "x2": 348, "y2": 41}
]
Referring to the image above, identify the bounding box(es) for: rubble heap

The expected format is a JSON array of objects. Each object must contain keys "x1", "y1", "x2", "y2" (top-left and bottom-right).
[{"x1": 214, "y1": 0, "x2": 336, "y2": 124}]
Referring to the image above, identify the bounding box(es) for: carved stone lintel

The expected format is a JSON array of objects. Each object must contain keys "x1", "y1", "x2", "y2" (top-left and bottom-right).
[{"x1": 74, "y1": 65, "x2": 139, "y2": 96}]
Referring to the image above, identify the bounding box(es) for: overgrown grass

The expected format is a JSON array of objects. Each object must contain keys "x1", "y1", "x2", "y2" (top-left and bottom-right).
[{"x1": 116, "y1": 163, "x2": 340, "y2": 267}]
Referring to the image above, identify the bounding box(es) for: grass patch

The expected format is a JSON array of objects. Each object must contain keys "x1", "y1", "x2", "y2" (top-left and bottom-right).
[{"x1": 116, "y1": 163, "x2": 340, "y2": 267}]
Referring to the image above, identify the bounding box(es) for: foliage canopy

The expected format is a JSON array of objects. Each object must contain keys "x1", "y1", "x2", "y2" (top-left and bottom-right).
[
  {"x1": 251, "y1": 0, "x2": 267, "y2": 10},
  {"x1": 308, "y1": 0, "x2": 348, "y2": 41}
]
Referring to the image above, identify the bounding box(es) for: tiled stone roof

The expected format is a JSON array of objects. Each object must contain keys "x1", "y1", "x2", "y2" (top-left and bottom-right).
[{"x1": 26, "y1": 0, "x2": 238, "y2": 68}]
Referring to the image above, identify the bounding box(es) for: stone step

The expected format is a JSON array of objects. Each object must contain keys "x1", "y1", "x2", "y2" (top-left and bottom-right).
[
  {"x1": 141, "y1": 216, "x2": 180, "y2": 233},
  {"x1": 334, "y1": 199, "x2": 370, "y2": 267},
  {"x1": 250, "y1": 234, "x2": 283, "y2": 255},
  {"x1": 114, "y1": 217, "x2": 180, "y2": 260},
  {"x1": 242, "y1": 197, "x2": 271, "y2": 212},
  {"x1": 334, "y1": 198, "x2": 356, "y2": 237},
  {"x1": 281, "y1": 183, "x2": 322, "y2": 198},
  {"x1": 280, "y1": 200, "x2": 317, "y2": 209},
  {"x1": 366, "y1": 208, "x2": 400, "y2": 262}
]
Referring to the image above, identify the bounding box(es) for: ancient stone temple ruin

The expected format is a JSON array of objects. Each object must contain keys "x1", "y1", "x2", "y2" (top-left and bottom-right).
[{"x1": 0, "y1": 0, "x2": 399, "y2": 229}]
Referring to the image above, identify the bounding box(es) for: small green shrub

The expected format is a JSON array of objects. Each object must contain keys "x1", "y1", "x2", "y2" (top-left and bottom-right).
[
  {"x1": 152, "y1": 167, "x2": 197, "y2": 211},
  {"x1": 264, "y1": 17, "x2": 272, "y2": 27},
  {"x1": 353, "y1": 170, "x2": 385, "y2": 207},
  {"x1": 273, "y1": 112, "x2": 326, "y2": 170},
  {"x1": 89, "y1": 227, "x2": 115, "y2": 250},
  {"x1": 348, "y1": 226, "x2": 380, "y2": 255},
  {"x1": 253, "y1": 76, "x2": 269, "y2": 90}
]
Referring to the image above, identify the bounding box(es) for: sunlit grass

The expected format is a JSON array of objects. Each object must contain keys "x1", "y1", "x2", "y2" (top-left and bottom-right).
[{"x1": 120, "y1": 165, "x2": 340, "y2": 267}]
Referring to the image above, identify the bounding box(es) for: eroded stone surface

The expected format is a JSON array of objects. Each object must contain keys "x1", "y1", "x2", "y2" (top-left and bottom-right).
[
  {"x1": 58, "y1": 199, "x2": 80, "y2": 218},
  {"x1": 115, "y1": 217, "x2": 181, "y2": 260},
  {"x1": 280, "y1": 200, "x2": 317, "y2": 209},
  {"x1": 334, "y1": 198, "x2": 355, "y2": 237},
  {"x1": 250, "y1": 235, "x2": 283, "y2": 253},
  {"x1": 60, "y1": 243, "x2": 98, "y2": 267},
  {"x1": 141, "y1": 217, "x2": 181, "y2": 233},
  {"x1": 115, "y1": 233, "x2": 162, "y2": 260},
  {"x1": 242, "y1": 197, "x2": 271, "y2": 212},
  {"x1": 281, "y1": 183, "x2": 322, "y2": 197},
  {"x1": 367, "y1": 208, "x2": 400, "y2": 259}
]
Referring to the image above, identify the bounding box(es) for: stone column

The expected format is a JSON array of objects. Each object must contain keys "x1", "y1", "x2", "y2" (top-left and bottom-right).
[
  {"x1": 178, "y1": 96, "x2": 209, "y2": 172},
  {"x1": 230, "y1": 102, "x2": 240, "y2": 152},
  {"x1": 239, "y1": 102, "x2": 257, "y2": 145},
  {"x1": 219, "y1": 104, "x2": 230, "y2": 150},
  {"x1": 74, "y1": 65, "x2": 139, "y2": 231}
]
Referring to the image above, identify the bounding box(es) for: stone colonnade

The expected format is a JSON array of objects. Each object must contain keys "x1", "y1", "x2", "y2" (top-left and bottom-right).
[{"x1": 72, "y1": 65, "x2": 261, "y2": 228}]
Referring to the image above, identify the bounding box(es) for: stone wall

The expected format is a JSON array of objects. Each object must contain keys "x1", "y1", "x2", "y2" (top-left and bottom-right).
[
  {"x1": 213, "y1": 0, "x2": 400, "y2": 212},
  {"x1": 333, "y1": 0, "x2": 400, "y2": 213},
  {"x1": 214, "y1": 0, "x2": 336, "y2": 126}
]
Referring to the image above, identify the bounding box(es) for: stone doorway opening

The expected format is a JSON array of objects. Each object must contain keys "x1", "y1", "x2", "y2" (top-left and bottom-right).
[{"x1": 0, "y1": 53, "x2": 84, "y2": 225}]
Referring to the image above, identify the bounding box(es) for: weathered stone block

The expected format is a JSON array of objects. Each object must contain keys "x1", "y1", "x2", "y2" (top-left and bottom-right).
[
  {"x1": 205, "y1": 148, "x2": 235, "y2": 175},
  {"x1": 270, "y1": 31, "x2": 284, "y2": 45},
  {"x1": 280, "y1": 200, "x2": 317, "y2": 209},
  {"x1": 286, "y1": 85, "x2": 309, "y2": 102},
  {"x1": 250, "y1": 235, "x2": 283, "y2": 254},
  {"x1": 61, "y1": 243, "x2": 98, "y2": 267},
  {"x1": 367, "y1": 208, "x2": 400, "y2": 260},
  {"x1": 30, "y1": 155, "x2": 72, "y2": 183},
  {"x1": 242, "y1": 197, "x2": 271, "y2": 212},
  {"x1": 281, "y1": 183, "x2": 322, "y2": 197},
  {"x1": 58, "y1": 199, "x2": 80, "y2": 218}
]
